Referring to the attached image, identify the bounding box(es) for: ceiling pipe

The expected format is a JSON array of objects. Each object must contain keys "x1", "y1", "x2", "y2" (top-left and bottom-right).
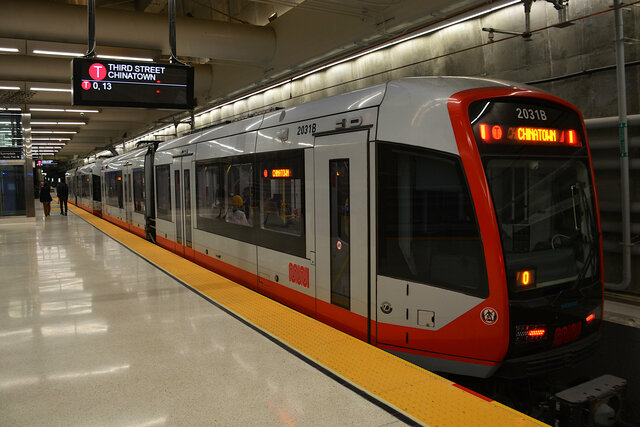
[
  {"x1": 605, "y1": 0, "x2": 632, "y2": 291},
  {"x1": 0, "y1": 0, "x2": 275, "y2": 63}
]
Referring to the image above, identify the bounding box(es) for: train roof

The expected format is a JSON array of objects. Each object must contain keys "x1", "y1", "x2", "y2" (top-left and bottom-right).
[
  {"x1": 102, "y1": 146, "x2": 147, "y2": 170},
  {"x1": 154, "y1": 76, "x2": 529, "y2": 153},
  {"x1": 77, "y1": 160, "x2": 102, "y2": 174}
]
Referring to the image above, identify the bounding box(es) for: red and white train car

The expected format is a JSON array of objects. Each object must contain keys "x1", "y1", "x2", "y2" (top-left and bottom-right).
[
  {"x1": 101, "y1": 148, "x2": 149, "y2": 239},
  {"x1": 78, "y1": 77, "x2": 604, "y2": 378},
  {"x1": 67, "y1": 161, "x2": 102, "y2": 216}
]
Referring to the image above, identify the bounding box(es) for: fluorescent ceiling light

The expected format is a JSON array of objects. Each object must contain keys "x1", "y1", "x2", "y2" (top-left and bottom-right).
[
  {"x1": 32, "y1": 121, "x2": 85, "y2": 125},
  {"x1": 33, "y1": 49, "x2": 82, "y2": 57},
  {"x1": 33, "y1": 50, "x2": 154, "y2": 62},
  {"x1": 30, "y1": 87, "x2": 73, "y2": 93},
  {"x1": 30, "y1": 108, "x2": 65, "y2": 112},
  {"x1": 0, "y1": 47, "x2": 19, "y2": 53},
  {"x1": 30, "y1": 108, "x2": 99, "y2": 113},
  {"x1": 97, "y1": 54, "x2": 154, "y2": 62},
  {"x1": 0, "y1": 86, "x2": 20, "y2": 90},
  {"x1": 33, "y1": 137, "x2": 71, "y2": 141},
  {"x1": 66, "y1": 109, "x2": 99, "y2": 113},
  {"x1": 32, "y1": 131, "x2": 77, "y2": 134}
]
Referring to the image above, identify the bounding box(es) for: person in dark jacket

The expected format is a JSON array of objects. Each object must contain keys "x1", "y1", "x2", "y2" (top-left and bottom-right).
[
  {"x1": 56, "y1": 181, "x2": 69, "y2": 215},
  {"x1": 39, "y1": 182, "x2": 53, "y2": 217}
]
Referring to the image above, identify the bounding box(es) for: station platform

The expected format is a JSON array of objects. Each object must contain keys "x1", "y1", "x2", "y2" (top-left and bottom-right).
[{"x1": 2, "y1": 200, "x2": 635, "y2": 426}]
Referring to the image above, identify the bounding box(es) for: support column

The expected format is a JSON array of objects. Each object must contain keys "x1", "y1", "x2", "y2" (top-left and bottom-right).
[{"x1": 22, "y1": 113, "x2": 35, "y2": 217}]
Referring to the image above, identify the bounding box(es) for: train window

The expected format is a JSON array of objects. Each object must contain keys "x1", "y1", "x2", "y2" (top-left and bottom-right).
[
  {"x1": 175, "y1": 170, "x2": 182, "y2": 245},
  {"x1": 132, "y1": 169, "x2": 145, "y2": 214},
  {"x1": 485, "y1": 158, "x2": 598, "y2": 292},
  {"x1": 194, "y1": 151, "x2": 305, "y2": 256},
  {"x1": 225, "y1": 163, "x2": 253, "y2": 227},
  {"x1": 330, "y1": 159, "x2": 350, "y2": 310},
  {"x1": 377, "y1": 143, "x2": 488, "y2": 298},
  {"x1": 259, "y1": 152, "x2": 304, "y2": 237},
  {"x1": 92, "y1": 175, "x2": 101, "y2": 202},
  {"x1": 104, "y1": 171, "x2": 123, "y2": 208},
  {"x1": 156, "y1": 165, "x2": 172, "y2": 222},
  {"x1": 195, "y1": 162, "x2": 225, "y2": 231},
  {"x1": 81, "y1": 175, "x2": 90, "y2": 198},
  {"x1": 256, "y1": 149, "x2": 306, "y2": 257}
]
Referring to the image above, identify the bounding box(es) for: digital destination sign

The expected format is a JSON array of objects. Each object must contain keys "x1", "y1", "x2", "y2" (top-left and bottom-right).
[
  {"x1": 72, "y1": 58, "x2": 194, "y2": 109},
  {"x1": 469, "y1": 100, "x2": 584, "y2": 148},
  {"x1": 264, "y1": 168, "x2": 292, "y2": 178},
  {"x1": 478, "y1": 124, "x2": 581, "y2": 146}
]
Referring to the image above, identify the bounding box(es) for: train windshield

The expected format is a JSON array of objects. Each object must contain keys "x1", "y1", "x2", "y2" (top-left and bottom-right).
[
  {"x1": 485, "y1": 158, "x2": 597, "y2": 292},
  {"x1": 469, "y1": 99, "x2": 599, "y2": 293}
]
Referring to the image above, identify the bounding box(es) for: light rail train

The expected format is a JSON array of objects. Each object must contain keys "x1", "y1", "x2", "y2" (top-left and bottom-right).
[{"x1": 67, "y1": 77, "x2": 603, "y2": 378}]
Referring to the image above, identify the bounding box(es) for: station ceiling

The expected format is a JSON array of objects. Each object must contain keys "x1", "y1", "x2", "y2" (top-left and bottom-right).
[{"x1": 0, "y1": 0, "x2": 505, "y2": 159}]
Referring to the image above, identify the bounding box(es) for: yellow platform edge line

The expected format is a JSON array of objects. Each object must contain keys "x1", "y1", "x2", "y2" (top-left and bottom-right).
[{"x1": 67, "y1": 203, "x2": 548, "y2": 427}]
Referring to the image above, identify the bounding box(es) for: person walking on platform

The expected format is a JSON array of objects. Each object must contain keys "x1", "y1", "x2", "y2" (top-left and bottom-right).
[
  {"x1": 56, "y1": 181, "x2": 69, "y2": 215},
  {"x1": 39, "y1": 182, "x2": 53, "y2": 217}
]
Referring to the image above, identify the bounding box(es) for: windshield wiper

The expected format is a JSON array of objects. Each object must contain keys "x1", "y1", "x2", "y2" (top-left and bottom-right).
[
  {"x1": 573, "y1": 182, "x2": 599, "y2": 287},
  {"x1": 570, "y1": 184, "x2": 579, "y2": 231}
]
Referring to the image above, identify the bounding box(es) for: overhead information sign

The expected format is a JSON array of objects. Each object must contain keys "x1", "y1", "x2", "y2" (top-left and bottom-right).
[{"x1": 72, "y1": 58, "x2": 194, "y2": 109}]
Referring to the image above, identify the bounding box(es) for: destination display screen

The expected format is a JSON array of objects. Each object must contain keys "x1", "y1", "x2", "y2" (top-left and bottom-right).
[
  {"x1": 469, "y1": 100, "x2": 583, "y2": 148},
  {"x1": 267, "y1": 168, "x2": 292, "y2": 178},
  {"x1": 72, "y1": 58, "x2": 194, "y2": 109}
]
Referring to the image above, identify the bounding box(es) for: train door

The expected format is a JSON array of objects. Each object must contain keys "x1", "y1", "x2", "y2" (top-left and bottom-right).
[
  {"x1": 314, "y1": 130, "x2": 370, "y2": 341},
  {"x1": 172, "y1": 152, "x2": 195, "y2": 261}
]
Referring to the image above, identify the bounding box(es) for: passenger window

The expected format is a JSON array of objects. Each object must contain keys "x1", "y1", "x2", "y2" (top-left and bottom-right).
[
  {"x1": 81, "y1": 174, "x2": 90, "y2": 198},
  {"x1": 193, "y1": 151, "x2": 306, "y2": 257},
  {"x1": 104, "y1": 171, "x2": 123, "y2": 208},
  {"x1": 155, "y1": 165, "x2": 172, "y2": 221},
  {"x1": 225, "y1": 163, "x2": 253, "y2": 227},
  {"x1": 259, "y1": 153, "x2": 304, "y2": 237},
  {"x1": 92, "y1": 175, "x2": 101, "y2": 202},
  {"x1": 195, "y1": 162, "x2": 225, "y2": 231},
  {"x1": 377, "y1": 143, "x2": 488, "y2": 298}
]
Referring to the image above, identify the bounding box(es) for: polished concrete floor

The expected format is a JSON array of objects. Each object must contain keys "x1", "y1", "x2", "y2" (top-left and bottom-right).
[{"x1": 0, "y1": 207, "x2": 409, "y2": 426}]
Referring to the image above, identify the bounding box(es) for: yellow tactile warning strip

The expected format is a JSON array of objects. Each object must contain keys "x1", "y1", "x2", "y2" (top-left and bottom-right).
[{"x1": 68, "y1": 203, "x2": 547, "y2": 427}]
